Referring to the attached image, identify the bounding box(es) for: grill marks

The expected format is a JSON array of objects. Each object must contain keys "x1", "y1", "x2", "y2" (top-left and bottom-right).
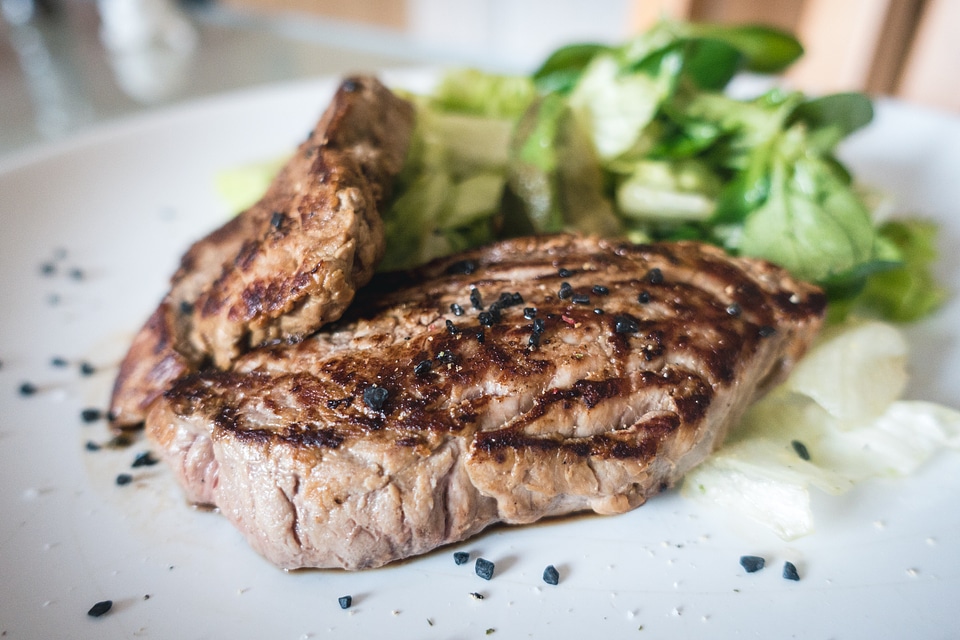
[
  {"x1": 185, "y1": 236, "x2": 817, "y2": 467},
  {"x1": 147, "y1": 235, "x2": 825, "y2": 569}
]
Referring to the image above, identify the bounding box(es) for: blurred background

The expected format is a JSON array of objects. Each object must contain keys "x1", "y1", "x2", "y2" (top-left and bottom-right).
[{"x1": 1, "y1": 0, "x2": 957, "y2": 156}]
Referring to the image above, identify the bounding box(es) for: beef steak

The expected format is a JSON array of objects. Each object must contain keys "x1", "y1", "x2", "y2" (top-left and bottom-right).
[{"x1": 145, "y1": 234, "x2": 825, "y2": 569}]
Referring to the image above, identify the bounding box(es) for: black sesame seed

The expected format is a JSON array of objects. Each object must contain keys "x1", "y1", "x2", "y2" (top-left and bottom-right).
[
  {"x1": 488, "y1": 304, "x2": 501, "y2": 323},
  {"x1": 532, "y1": 318, "x2": 546, "y2": 334},
  {"x1": 475, "y1": 329, "x2": 485, "y2": 344},
  {"x1": 270, "y1": 211, "x2": 286, "y2": 229},
  {"x1": 542, "y1": 565, "x2": 560, "y2": 585},
  {"x1": 132, "y1": 451, "x2": 159, "y2": 468},
  {"x1": 470, "y1": 592, "x2": 485, "y2": 600},
  {"x1": 478, "y1": 311, "x2": 495, "y2": 327},
  {"x1": 450, "y1": 303, "x2": 464, "y2": 316},
  {"x1": 115, "y1": 473, "x2": 133, "y2": 486},
  {"x1": 791, "y1": 440, "x2": 811, "y2": 461},
  {"x1": 637, "y1": 291, "x2": 651, "y2": 304},
  {"x1": 758, "y1": 325, "x2": 777, "y2": 338},
  {"x1": 470, "y1": 287, "x2": 483, "y2": 310},
  {"x1": 446, "y1": 319, "x2": 460, "y2": 335},
  {"x1": 510, "y1": 292, "x2": 524, "y2": 306},
  {"x1": 179, "y1": 300, "x2": 194, "y2": 315},
  {"x1": 80, "y1": 408, "x2": 103, "y2": 423},
  {"x1": 726, "y1": 303, "x2": 742, "y2": 317},
  {"x1": 446, "y1": 259, "x2": 477, "y2": 276},
  {"x1": 362, "y1": 385, "x2": 389, "y2": 411},
  {"x1": 594, "y1": 308, "x2": 604, "y2": 315},
  {"x1": 18, "y1": 381, "x2": 38, "y2": 396},
  {"x1": 523, "y1": 307, "x2": 537, "y2": 319},
  {"x1": 646, "y1": 267, "x2": 664, "y2": 284},
  {"x1": 739, "y1": 555, "x2": 765, "y2": 573},
  {"x1": 592, "y1": 285, "x2": 609, "y2": 296},
  {"x1": 783, "y1": 561, "x2": 800, "y2": 581},
  {"x1": 558, "y1": 282, "x2": 573, "y2": 300},
  {"x1": 558, "y1": 268, "x2": 573, "y2": 277},
  {"x1": 453, "y1": 551, "x2": 469, "y2": 565},
  {"x1": 85, "y1": 441, "x2": 101, "y2": 452},
  {"x1": 87, "y1": 600, "x2": 113, "y2": 617},
  {"x1": 342, "y1": 78, "x2": 359, "y2": 92},
  {"x1": 414, "y1": 359, "x2": 433, "y2": 376},
  {"x1": 338, "y1": 595, "x2": 353, "y2": 609},
  {"x1": 528, "y1": 333, "x2": 541, "y2": 348},
  {"x1": 436, "y1": 350, "x2": 456, "y2": 365},
  {"x1": 614, "y1": 315, "x2": 639, "y2": 334},
  {"x1": 571, "y1": 293, "x2": 590, "y2": 305},
  {"x1": 475, "y1": 558, "x2": 495, "y2": 580},
  {"x1": 79, "y1": 362, "x2": 96, "y2": 376}
]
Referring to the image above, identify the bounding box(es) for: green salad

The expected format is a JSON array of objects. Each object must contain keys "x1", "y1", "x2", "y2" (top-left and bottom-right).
[{"x1": 221, "y1": 19, "x2": 945, "y2": 324}]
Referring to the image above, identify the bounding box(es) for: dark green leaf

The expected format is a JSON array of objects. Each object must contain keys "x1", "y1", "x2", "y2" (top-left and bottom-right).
[
  {"x1": 682, "y1": 38, "x2": 743, "y2": 90},
  {"x1": 790, "y1": 93, "x2": 874, "y2": 138},
  {"x1": 687, "y1": 23, "x2": 803, "y2": 73},
  {"x1": 533, "y1": 43, "x2": 609, "y2": 94},
  {"x1": 712, "y1": 169, "x2": 769, "y2": 224}
]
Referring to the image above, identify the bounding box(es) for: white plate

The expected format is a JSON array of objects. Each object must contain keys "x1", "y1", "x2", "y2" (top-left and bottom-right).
[{"x1": 1, "y1": 71, "x2": 958, "y2": 639}]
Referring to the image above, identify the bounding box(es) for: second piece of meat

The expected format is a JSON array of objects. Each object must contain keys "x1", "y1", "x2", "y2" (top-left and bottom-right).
[{"x1": 110, "y1": 76, "x2": 415, "y2": 426}]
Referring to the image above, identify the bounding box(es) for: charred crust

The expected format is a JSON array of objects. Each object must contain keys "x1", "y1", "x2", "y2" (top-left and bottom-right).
[{"x1": 472, "y1": 410, "x2": 680, "y2": 463}]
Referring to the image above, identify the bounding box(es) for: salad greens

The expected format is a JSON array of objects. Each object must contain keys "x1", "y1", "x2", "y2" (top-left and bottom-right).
[{"x1": 219, "y1": 19, "x2": 946, "y2": 323}]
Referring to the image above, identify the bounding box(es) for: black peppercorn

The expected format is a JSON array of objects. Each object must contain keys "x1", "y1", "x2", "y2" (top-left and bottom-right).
[
  {"x1": 783, "y1": 561, "x2": 800, "y2": 581},
  {"x1": 414, "y1": 360, "x2": 433, "y2": 376},
  {"x1": 542, "y1": 565, "x2": 560, "y2": 585},
  {"x1": 470, "y1": 288, "x2": 483, "y2": 310},
  {"x1": 362, "y1": 386, "x2": 389, "y2": 411},
  {"x1": 614, "y1": 315, "x2": 640, "y2": 334},
  {"x1": 739, "y1": 555, "x2": 765, "y2": 573},
  {"x1": 475, "y1": 558, "x2": 495, "y2": 580},
  {"x1": 87, "y1": 600, "x2": 113, "y2": 617}
]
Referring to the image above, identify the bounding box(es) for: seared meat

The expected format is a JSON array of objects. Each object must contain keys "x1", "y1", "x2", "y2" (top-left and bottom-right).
[
  {"x1": 110, "y1": 76, "x2": 415, "y2": 426},
  {"x1": 145, "y1": 234, "x2": 825, "y2": 570}
]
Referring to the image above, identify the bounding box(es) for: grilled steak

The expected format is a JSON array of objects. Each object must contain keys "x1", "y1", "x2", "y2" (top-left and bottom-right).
[
  {"x1": 110, "y1": 76, "x2": 415, "y2": 426},
  {"x1": 145, "y1": 234, "x2": 826, "y2": 570}
]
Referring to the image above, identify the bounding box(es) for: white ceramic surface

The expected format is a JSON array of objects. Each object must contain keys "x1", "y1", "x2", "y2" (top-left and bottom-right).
[{"x1": 1, "y1": 71, "x2": 958, "y2": 639}]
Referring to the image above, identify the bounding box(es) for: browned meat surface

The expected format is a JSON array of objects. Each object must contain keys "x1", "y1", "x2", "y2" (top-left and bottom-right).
[
  {"x1": 110, "y1": 76, "x2": 414, "y2": 426},
  {"x1": 145, "y1": 234, "x2": 826, "y2": 570}
]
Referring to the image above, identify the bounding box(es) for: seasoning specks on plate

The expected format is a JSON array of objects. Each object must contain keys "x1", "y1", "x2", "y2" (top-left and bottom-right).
[
  {"x1": 475, "y1": 558, "x2": 495, "y2": 580},
  {"x1": 87, "y1": 600, "x2": 112, "y2": 617}
]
